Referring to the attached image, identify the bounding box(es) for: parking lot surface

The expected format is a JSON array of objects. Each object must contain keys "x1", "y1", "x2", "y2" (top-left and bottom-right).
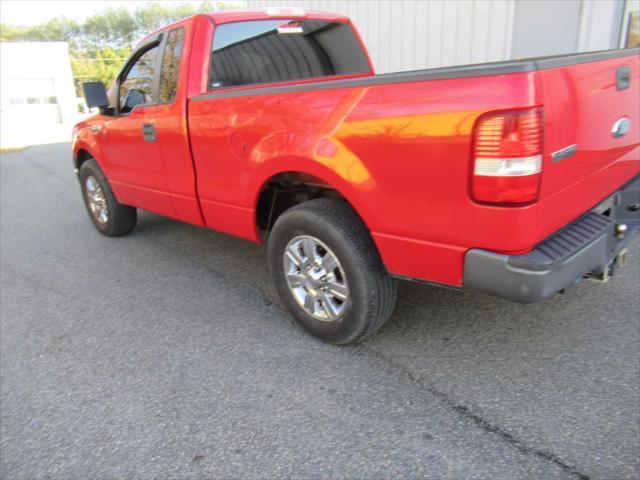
[{"x1": 1, "y1": 143, "x2": 639, "y2": 479}]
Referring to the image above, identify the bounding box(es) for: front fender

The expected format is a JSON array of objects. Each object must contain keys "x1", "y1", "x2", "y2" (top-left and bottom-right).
[{"x1": 72, "y1": 118, "x2": 110, "y2": 176}]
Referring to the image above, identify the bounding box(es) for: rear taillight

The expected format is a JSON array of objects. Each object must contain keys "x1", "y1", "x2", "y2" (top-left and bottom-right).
[{"x1": 471, "y1": 108, "x2": 543, "y2": 205}]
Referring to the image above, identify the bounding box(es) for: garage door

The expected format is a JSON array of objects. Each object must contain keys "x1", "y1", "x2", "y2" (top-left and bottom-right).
[{"x1": 1, "y1": 78, "x2": 62, "y2": 126}]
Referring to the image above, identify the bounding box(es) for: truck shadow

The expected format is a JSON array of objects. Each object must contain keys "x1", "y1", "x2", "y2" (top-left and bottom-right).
[{"x1": 129, "y1": 209, "x2": 628, "y2": 351}]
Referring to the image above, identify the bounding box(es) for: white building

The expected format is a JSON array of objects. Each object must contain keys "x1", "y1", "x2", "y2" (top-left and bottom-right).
[
  {"x1": 247, "y1": 0, "x2": 640, "y2": 73},
  {"x1": 0, "y1": 42, "x2": 78, "y2": 147}
]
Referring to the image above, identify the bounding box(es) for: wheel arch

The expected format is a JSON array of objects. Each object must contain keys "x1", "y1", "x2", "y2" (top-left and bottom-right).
[
  {"x1": 74, "y1": 148, "x2": 93, "y2": 171},
  {"x1": 252, "y1": 166, "x2": 378, "y2": 242},
  {"x1": 73, "y1": 133, "x2": 109, "y2": 176}
]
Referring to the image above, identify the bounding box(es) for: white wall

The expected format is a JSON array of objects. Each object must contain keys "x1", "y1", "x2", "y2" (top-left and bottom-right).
[
  {"x1": 511, "y1": 0, "x2": 582, "y2": 58},
  {"x1": 511, "y1": 0, "x2": 623, "y2": 58},
  {"x1": 0, "y1": 42, "x2": 77, "y2": 127},
  {"x1": 0, "y1": 42, "x2": 78, "y2": 147},
  {"x1": 246, "y1": 0, "x2": 626, "y2": 73},
  {"x1": 577, "y1": 0, "x2": 625, "y2": 52},
  {"x1": 248, "y1": 0, "x2": 515, "y2": 72}
]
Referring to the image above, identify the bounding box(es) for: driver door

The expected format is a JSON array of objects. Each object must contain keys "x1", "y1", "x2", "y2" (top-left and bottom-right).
[{"x1": 104, "y1": 36, "x2": 176, "y2": 217}]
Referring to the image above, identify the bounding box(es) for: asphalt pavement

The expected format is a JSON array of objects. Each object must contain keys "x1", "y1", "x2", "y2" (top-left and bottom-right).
[{"x1": 1, "y1": 143, "x2": 639, "y2": 479}]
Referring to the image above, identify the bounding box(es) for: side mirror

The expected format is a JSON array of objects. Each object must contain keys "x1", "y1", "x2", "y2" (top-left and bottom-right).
[
  {"x1": 124, "y1": 89, "x2": 145, "y2": 110},
  {"x1": 82, "y1": 82, "x2": 109, "y2": 109}
]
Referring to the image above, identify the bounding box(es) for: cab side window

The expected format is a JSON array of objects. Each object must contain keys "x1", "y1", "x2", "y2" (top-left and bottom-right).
[
  {"x1": 119, "y1": 45, "x2": 159, "y2": 113},
  {"x1": 159, "y1": 28, "x2": 185, "y2": 103}
]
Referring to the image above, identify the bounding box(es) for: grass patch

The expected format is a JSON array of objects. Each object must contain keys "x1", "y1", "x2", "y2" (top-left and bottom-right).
[{"x1": 0, "y1": 147, "x2": 25, "y2": 154}]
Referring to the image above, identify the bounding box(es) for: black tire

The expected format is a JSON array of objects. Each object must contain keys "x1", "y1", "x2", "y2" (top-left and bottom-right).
[
  {"x1": 79, "y1": 159, "x2": 137, "y2": 237},
  {"x1": 268, "y1": 198, "x2": 397, "y2": 344}
]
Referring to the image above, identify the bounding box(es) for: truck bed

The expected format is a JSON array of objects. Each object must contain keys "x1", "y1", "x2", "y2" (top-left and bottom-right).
[
  {"x1": 193, "y1": 48, "x2": 638, "y2": 99},
  {"x1": 188, "y1": 47, "x2": 639, "y2": 286}
]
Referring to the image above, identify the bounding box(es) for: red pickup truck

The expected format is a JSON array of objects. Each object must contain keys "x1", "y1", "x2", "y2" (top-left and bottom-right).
[{"x1": 74, "y1": 9, "x2": 640, "y2": 344}]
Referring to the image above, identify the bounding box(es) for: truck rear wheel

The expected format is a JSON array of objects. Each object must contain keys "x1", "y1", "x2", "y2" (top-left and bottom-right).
[
  {"x1": 79, "y1": 159, "x2": 137, "y2": 237},
  {"x1": 268, "y1": 198, "x2": 396, "y2": 344}
]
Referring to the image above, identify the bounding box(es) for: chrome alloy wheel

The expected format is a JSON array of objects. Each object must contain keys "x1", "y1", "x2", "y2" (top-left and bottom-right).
[
  {"x1": 283, "y1": 235, "x2": 349, "y2": 321},
  {"x1": 85, "y1": 176, "x2": 109, "y2": 224}
]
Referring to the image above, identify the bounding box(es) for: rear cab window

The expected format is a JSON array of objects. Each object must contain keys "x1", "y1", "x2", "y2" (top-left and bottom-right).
[
  {"x1": 209, "y1": 19, "x2": 371, "y2": 89},
  {"x1": 159, "y1": 27, "x2": 185, "y2": 103}
]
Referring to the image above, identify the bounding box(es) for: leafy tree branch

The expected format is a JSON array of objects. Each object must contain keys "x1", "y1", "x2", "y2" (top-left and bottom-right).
[{"x1": 0, "y1": 1, "x2": 241, "y2": 94}]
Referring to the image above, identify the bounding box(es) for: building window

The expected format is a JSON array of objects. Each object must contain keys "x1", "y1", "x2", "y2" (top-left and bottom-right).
[{"x1": 10, "y1": 97, "x2": 57, "y2": 105}]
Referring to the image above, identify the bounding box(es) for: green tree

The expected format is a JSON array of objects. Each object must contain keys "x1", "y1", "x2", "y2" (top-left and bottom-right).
[
  {"x1": 0, "y1": 23, "x2": 25, "y2": 42},
  {"x1": 136, "y1": 3, "x2": 195, "y2": 33},
  {"x1": 1, "y1": 17, "x2": 80, "y2": 44},
  {"x1": 81, "y1": 8, "x2": 137, "y2": 49},
  {"x1": 1, "y1": 1, "x2": 242, "y2": 95},
  {"x1": 71, "y1": 47, "x2": 131, "y2": 90}
]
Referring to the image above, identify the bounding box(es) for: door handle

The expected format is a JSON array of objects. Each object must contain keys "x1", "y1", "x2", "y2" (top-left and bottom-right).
[
  {"x1": 616, "y1": 66, "x2": 630, "y2": 91},
  {"x1": 142, "y1": 123, "x2": 156, "y2": 142}
]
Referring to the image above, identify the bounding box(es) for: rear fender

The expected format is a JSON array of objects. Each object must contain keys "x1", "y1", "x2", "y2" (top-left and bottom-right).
[
  {"x1": 247, "y1": 129, "x2": 380, "y2": 231},
  {"x1": 249, "y1": 153, "x2": 379, "y2": 242}
]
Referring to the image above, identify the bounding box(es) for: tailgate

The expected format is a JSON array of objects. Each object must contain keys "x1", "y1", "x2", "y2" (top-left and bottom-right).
[{"x1": 535, "y1": 49, "x2": 639, "y2": 236}]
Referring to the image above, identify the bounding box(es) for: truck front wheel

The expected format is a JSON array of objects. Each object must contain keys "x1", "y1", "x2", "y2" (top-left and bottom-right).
[
  {"x1": 79, "y1": 159, "x2": 137, "y2": 237},
  {"x1": 268, "y1": 198, "x2": 396, "y2": 344}
]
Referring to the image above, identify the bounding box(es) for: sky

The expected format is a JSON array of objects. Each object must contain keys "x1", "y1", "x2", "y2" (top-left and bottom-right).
[{"x1": 0, "y1": 0, "x2": 240, "y2": 26}]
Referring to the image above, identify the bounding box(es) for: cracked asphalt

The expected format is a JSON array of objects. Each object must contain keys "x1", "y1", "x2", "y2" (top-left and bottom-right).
[{"x1": 1, "y1": 143, "x2": 639, "y2": 479}]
